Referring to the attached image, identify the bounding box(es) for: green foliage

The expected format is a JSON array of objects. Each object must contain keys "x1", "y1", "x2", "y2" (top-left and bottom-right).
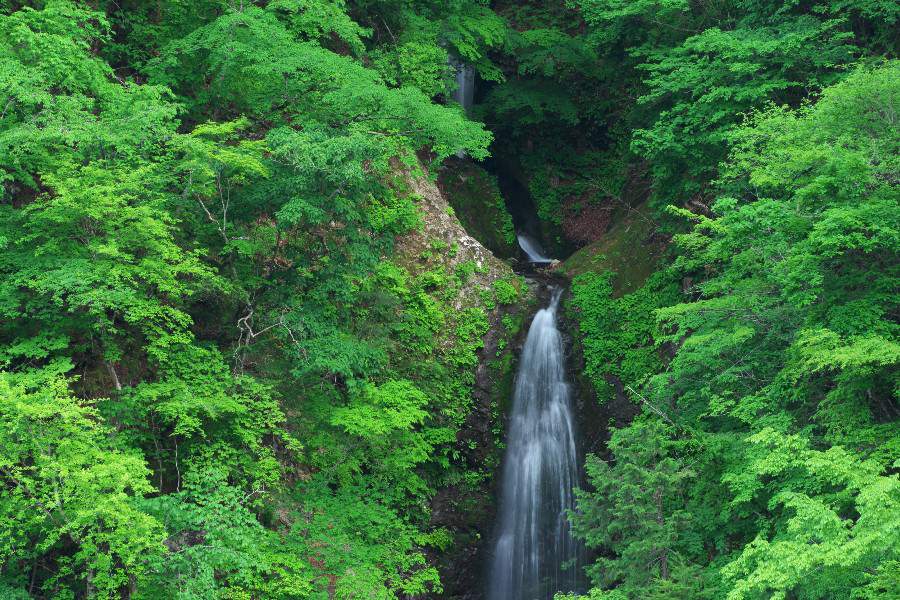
[
  {"x1": 571, "y1": 418, "x2": 698, "y2": 594},
  {"x1": 0, "y1": 1, "x2": 513, "y2": 597},
  {"x1": 492, "y1": 279, "x2": 519, "y2": 305},
  {"x1": 632, "y1": 16, "x2": 857, "y2": 204},
  {"x1": 569, "y1": 269, "x2": 680, "y2": 402},
  {"x1": 137, "y1": 465, "x2": 315, "y2": 599},
  {"x1": 371, "y1": 40, "x2": 453, "y2": 97},
  {"x1": 144, "y1": 6, "x2": 491, "y2": 162},
  {"x1": 508, "y1": 28, "x2": 596, "y2": 78},
  {"x1": 2, "y1": 0, "x2": 898, "y2": 597},
  {"x1": 330, "y1": 379, "x2": 432, "y2": 495},
  {"x1": 721, "y1": 428, "x2": 900, "y2": 600},
  {"x1": 570, "y1": 62, "x2": 900, "y2": 600},
  {"x1": 657, "y1": 63, "x2": 899, "y2": 451},
  {"x1": 270, "y1": 0, "x2": 370, "y2": 55},
  {"x1": 0, "y1": 370, "x2": 165, "y2": 598}
]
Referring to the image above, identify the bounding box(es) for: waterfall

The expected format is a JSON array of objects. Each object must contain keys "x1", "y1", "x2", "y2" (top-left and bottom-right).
[
  {"x1": 451, "y1": 57, "x2": 475, "y2": 114},
  {"x1": 450, "y1": 57, "x2": 475, "y2": 158},
  {"x1": 517, "y1": 233, "x2": 553, "y2": 263},
  {"x1": 488, "y1": 287, "x2": 583, "y2": 599}
]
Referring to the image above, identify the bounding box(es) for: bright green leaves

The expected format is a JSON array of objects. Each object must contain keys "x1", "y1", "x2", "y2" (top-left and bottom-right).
[
  {"x1": 371, "y1": 40, "x2": 454, "y2": 98},
  {"x1": 0, "y1": 160, "x2": 216, "y2": 370},
  {"x1": 269, "y1": 0, "x2": 370, "y2": 55},
  {"x1": 633, "y1": 17, "x2": 857, "y2": 202},
  {"x1": 791, "y1": 329, "x2": 900, "y2": 376},
  {"x1": 332, "y1": 379, "x2": 428, "y2": 438},
  {"x1": 331, "y1": 380, "x2": 432, "y2": 491},
  {"x1": 665, "y1": 61, "x2": 899, "y2": 594},
  {"x1": 177, "y1": 117, "x2": 271, "y2": 259},
  {"x1": 568, "y1": 0, "x2": 885, "y2": 215},
  {"x1": 0, "y1": 370, "x2": 165, "y2": 598},
  {"x1": 577, "y1": 0, "x2": 689, "y2": 27},
  {"x1": 1, "y1": 1, "x2": 506, "y2": 597},
  {"x1": 658, "y1": 62, "x2": 899, "y2": 440},
  {"x1": 281, "y1": 252, "x2": 496, "y2": 596},
  {"x1": 725, "y1": 62, "x2": 900, "y2": 209},
  {"x1": 0, "y1": 1, "x2": 111, "y2": 122},
  {"x1": 115, "y1": 343, "x2": 295, "y2": 496},
  {"x1": 0, "y1": 3, "x2": 219, "y2": 375},
  {"x1": 365, "y1": 0, "x2": 507, "y2": 87},
  {"x1": 138, "y1": 465, "x2": 313, "y2": 600},
  {"x1": 441, "y1": 4, "x2": 507, "y2": 81},
  {"x1": 146, "y1": 6, "x2": 490, "y2": 161},
  {"x1": 721, "y1": 428, "x2": 900, "y2": 600},
  {"x1": 569, "y1": 62, "x2": 899, "y2": 600},
  {"x1": 0, "y1": 2, "x2": 178, "y2": 195},
  {"x1": 287, "y1": 487, "x2": 442, "y2": 598}
]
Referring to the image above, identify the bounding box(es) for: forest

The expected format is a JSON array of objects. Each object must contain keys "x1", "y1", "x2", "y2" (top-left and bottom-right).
[{"x1": 0, "y1": 0, "x2": 897, "y2": 599}]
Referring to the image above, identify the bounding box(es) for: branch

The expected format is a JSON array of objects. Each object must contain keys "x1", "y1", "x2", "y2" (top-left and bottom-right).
[
  {"x1": 105, "y1": 361, "x2": 122, "y2": 391},
  {"x1": 626, "y1": 385, "x2": 679, "y2": 428}
]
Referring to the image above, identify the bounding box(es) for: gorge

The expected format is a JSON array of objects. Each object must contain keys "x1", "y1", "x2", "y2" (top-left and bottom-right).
[{"x1": 0, "y1": 2, "x2": 896, "y2": 600}]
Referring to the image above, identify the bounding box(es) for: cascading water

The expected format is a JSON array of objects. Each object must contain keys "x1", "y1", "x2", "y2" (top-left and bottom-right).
[
  {"x1": 516, "y1": 233, "x2": 553, "y2": 264},
  {"x1": 450, "y1": 57, "x2": 475, "y2": 114},
  {"x1": 451, "y1": 57, "x2": 475, "y2": 158},
  {"x1": 488, "y1": 287, "x2": 583, "y2": 599}
]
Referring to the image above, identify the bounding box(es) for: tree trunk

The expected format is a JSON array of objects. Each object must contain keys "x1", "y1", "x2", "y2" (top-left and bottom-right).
[{"x1": 655, "y1": 487, "x2": 669, "y2": 580}]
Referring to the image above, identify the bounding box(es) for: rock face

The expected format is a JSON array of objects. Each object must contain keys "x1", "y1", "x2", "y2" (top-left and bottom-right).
[
  {"x1": 394, "y1": 162, "x2": 533, "y2": 599},
  {"x1": 398, "y1": 163, "x2": 511, "y2": 290},
  {"x1": 558, "y1": 202, "x2": 668, "y2": 297},
  {"x1": 436, "y1": 158, "x2": 518, "y2": 259}
]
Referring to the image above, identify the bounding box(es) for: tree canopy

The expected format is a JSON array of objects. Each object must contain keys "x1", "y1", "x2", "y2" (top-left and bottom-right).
[{"x1": 1, "y1": 0, "x2": 897, "y2": 598}]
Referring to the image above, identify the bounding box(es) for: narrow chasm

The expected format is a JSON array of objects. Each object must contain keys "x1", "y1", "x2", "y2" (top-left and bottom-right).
[{"x1": 434, "y1": 152, "x2": 608, "y2": 599}]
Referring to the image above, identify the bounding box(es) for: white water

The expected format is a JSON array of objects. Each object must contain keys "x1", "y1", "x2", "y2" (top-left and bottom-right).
[
  {"x1": 451, "y1": 57, "x2": 475, "y2": 114},
  {"x1": 451, "y1": 57, "x2": 475, "y2": 158},
  {"x1": 488, "y1": 288, "x2": 583, "y2": 599},
  {"x1": 517, "y1": 233, "x2": 553, "y2": 263}
]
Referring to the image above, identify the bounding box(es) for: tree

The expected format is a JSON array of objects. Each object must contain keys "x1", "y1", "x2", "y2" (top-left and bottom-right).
[
  {"x1": 0, "y1": 370, "x2": 165, "y2": 597},
  {"x1": 571, "y1": 418, "x2": 697, "y2": 595},
  {"x1": 722, "y1": 429, "x2": 900, "y2": 599}
]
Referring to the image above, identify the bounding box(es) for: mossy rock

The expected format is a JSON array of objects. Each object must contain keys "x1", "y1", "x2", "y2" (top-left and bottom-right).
[
  {"x1": 437, "y1": 158, "x2": 517, "y2": 258},
  {"x1": 559, "y1": 203, "x2": 667, "y2": 297}
]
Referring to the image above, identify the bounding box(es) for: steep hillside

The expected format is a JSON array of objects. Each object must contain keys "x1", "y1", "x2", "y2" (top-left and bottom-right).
[{"x1": 1, "y1": 2, "x2": 897, "y2": 599}]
